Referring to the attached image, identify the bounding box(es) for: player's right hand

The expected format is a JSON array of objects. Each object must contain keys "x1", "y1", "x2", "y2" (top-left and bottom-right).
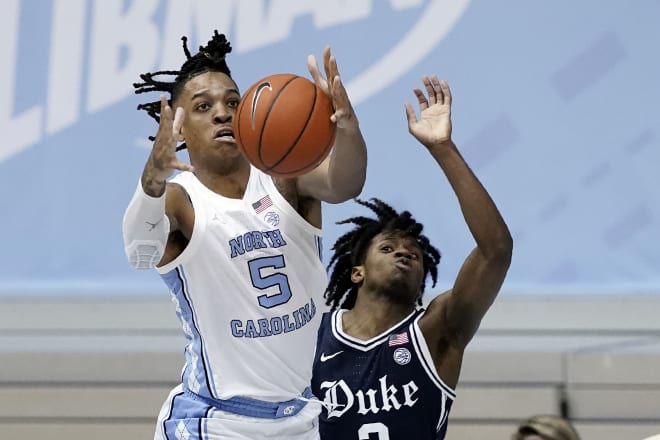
[
  {"x1": 147, "y1": 95, "x2": 194, "y2": 183},
  {"x1": 307, "y1": 47, "x2": 357, "y2": 129}
]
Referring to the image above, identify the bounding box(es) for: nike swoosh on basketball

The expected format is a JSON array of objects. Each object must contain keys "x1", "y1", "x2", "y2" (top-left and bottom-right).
[
  {"x1": 250, "y1": 81, "x2": 272, "y2": 129},
  {"x1": 320, "y1": 351, "x2": 343, "y2": 362}
]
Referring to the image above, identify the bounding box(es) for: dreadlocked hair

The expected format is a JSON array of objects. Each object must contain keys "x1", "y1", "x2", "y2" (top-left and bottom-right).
[
  {"x1": 325, "y1": 198, "x2": 441, "y2": 310},
  {"x1": 133, "y1": 30, "x2": 233, "y2": 148}
]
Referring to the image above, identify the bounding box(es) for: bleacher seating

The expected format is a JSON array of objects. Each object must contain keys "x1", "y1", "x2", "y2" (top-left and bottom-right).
[{"x1": 1, "y1": 294, "x2": 658, "y2": 439}]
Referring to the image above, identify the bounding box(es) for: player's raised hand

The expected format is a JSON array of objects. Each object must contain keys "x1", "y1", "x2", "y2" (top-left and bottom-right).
[
  {"x1": 405, "y1": 76, "x2": 453, "y2": 148},
  {"x1": 141, "y1": 96, "x2": 193, "y2": 195},
  {"x1": 307, "y1": 46, "x2": 356, "y2": 129}
]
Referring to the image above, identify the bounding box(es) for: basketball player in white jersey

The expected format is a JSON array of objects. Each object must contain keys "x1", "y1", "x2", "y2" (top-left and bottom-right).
[{"x1": 122, "y1": 31, "x2": 366, "y2": 439}]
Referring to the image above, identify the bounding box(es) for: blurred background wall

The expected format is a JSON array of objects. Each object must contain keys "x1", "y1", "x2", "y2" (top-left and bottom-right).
[{"x1": 1, "y1": 0, "x2": 659, "y2": 438}]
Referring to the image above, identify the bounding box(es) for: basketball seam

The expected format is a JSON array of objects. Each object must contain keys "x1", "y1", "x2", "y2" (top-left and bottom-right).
[
  {"x1": 274, "y1": 85, "x2": 335, "y2": 175},
  {"x1": 259, "y1": 75, "x2": 300, "y2": 169},
  {"x1": 282, "y1": 122, "x2": 335, "y2": 175},
  {"x1": 263, "y1": 77, "x2": 317, "y2": 172},
  {"x1": 235, "y1": 85, "x2": 269, "y2": 170}
]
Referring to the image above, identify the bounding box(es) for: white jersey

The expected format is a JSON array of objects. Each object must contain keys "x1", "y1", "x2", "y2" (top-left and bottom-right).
[{"x1": 156, "y1": 167, "x2": 328, "y2": 402}]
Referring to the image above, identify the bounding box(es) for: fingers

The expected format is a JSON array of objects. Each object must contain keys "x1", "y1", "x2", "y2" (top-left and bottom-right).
[
  {"x1": 311, "y1": 46, "x2": 355, "y2": 127},
  {"x1": 440, "y1": 78, "x2": 452, "y2": 106},
  {"x1": 158, "y1": 95, "x2": 172, "y2": 124},
  {"x1": 417, "y1": 75, "x2": 451, "y2": 107},
  {"x1": 331, "y1": 75, "x2": 347, "y2": 104},
  {"x1": 309, "y1": 46, "x2": 340, "y2": 88},
  {"x1": 422, "y1": 76, "x2": 435, "y2": 104},
  {"x1": 404, "y1": 102, "x2": 417, "y2": 126},
  {"x1": 154, "y1": 96, "x2": 180, "y2": 154},
  {"x1": 155, "y1": 96, "x2": 174, "y2": 145},
  {"x1": 323, "y1": 46, "x2": 334, "y2": 85},
  {"x1": 173, "y1": 106, "x2": 185, "y2": 142},
  {"x1": 413, "y1": 87, "x2": 429, "y2": 111},
  {"x1": 423, "y1": 75, "x2": 444, "y2": 104},
  {"x1": 330, "y1": 79, "x2": 341, "y2": 123},
  {"x1": 171, "y1": 160, "x2": 194, "y2": 173},
  {"x1": 160, "y1": 95, "x2": 170, "y2": 111},
  {"x1": 307, "y1": 54, "x2": 323, "y2": 85},
  {"x1": 328, "y1": 75, "x2": 353, "y2": 127}
]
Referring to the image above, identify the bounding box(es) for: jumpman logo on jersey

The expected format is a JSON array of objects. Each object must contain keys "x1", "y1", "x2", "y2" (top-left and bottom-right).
[
  {"x1": 320, "y1": 350, "x2": 343, "y2": 362},
  {"x1": 145, "y1": 218, "x2": 162, "y2": 231}
]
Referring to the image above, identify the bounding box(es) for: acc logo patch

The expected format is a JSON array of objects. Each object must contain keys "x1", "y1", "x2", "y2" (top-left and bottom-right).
[
  {"x1": 393, "y1": 347, "x2": 411, "y2": 365},
  {"x1": 264, "y1": 211, "x2": 280, "y2": 226}
]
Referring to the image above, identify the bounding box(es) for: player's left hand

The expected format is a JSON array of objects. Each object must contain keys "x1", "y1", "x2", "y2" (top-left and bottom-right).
[
  {"x1": 307, "y1": 46, "x2": 356, "y2": 129},
  {"x1": 405, "y1": 75, "x2": 453, "y2": 148}
]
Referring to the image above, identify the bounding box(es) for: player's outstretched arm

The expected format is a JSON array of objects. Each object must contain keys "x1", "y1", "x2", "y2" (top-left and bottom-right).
[
  {"x1": 123, "y1": 96, "x2": 193, "y2": 269},
  {"x1": 298, "y1": 46, "x2": 367, "y2": 204},
  {"x1": 407, "y1": 76, "x2": 512, "y2": 381},
  {"x1": 141, "y1": 96, "x2": 193, "y2": 196}
]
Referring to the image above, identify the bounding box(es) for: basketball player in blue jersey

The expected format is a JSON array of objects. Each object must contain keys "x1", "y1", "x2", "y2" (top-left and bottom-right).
[
  {"x1": 311, "y1": 75, "x2": 513, "y2": 439},
  {"x1": 122, "y1": 31, "x2": 367, "y2": 439}
]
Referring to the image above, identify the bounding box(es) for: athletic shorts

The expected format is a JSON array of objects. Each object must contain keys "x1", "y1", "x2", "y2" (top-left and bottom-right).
[{"x1": 154, "y1": 384, "x2": 321, "y2": 440}]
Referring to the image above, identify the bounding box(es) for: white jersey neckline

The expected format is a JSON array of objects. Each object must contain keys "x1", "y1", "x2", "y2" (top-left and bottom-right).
[{"x1": 331, "y1": 308, "x2": 419, "y2": 351}]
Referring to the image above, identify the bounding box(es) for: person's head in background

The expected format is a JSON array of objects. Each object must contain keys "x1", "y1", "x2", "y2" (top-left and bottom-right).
[{"x1": 512, "y1": 415, "x2": 580, "y2": 440}]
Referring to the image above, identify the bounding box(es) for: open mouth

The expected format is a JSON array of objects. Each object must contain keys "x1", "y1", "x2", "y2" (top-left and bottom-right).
[{"x1": 214, "y1": 128, "x2": 235, "y2": 142}]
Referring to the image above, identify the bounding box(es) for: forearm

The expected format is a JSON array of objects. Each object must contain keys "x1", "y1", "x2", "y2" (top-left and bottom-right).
[
  {"x1": 140, "y1": 153, "x2": 170, "y2": 197},
  {"x1": 122, "y1": 181, "x2": 170, "y2": 269},
  {"x1": 429, "y1": 140, "x2": 512, "y2": 257},
  {"x1": 326, "y1": 122, "x2": 367, "y2": 201}
]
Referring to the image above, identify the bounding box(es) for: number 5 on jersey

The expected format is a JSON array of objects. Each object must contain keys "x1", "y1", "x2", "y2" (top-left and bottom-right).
[{"x1": 248, "y1": 255, "x2": 292, "y2": 308}]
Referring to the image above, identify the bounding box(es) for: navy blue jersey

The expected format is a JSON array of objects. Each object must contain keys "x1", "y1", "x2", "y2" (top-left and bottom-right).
[{"x1": 311, "y1": 308, "x2": 456, "y2": 440}]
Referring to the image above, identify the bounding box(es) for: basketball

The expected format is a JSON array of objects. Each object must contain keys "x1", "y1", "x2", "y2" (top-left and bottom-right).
[{"x1": 234, "y1": 73, "x2": 336, "y2": 178}]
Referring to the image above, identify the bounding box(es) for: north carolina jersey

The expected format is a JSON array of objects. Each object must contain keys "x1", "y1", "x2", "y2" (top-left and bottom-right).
[
  {"x1": 157, "y1": 167, "x2": 328, "y2": 402},
  {"x1": 311, "y1": 308, "x2": 456, "y2": 440}
]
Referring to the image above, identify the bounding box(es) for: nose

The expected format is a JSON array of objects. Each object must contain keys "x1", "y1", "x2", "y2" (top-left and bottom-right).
[
  {"x1": 213, "y1": 104, "x2": 233, "y2": 124},
  {"x1": 395, "y1": 248, "x2": 413, "y2": 260}
]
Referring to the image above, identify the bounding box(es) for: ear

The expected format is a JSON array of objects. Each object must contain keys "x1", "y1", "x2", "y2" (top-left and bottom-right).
[{"x1": 351, "y1": 266, "x2": 364, "y2": 284}]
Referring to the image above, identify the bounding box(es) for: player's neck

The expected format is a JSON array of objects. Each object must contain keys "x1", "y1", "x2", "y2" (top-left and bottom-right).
[
  {"x1": 343, "y1": 300, "x2": 415, "y2": 340},
  {"x1": 194, "y1": 161, "x2": 251, "y2": 199}
]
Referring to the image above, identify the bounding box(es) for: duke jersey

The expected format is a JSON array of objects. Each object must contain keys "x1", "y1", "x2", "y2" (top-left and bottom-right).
[
  {"x1": 156, "y1": 167, "x2": 328, "y2": 402},
  {"x1": 311, "y1": 308, "x2": 456, "y2": 440}
]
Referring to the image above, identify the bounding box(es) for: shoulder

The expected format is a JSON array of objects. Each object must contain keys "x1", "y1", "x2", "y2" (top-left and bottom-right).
[
  {"x1": 321, "y1": 309, "x2": 336, "y2": 324},
  {"x1": 421, "y1": 290, "x2": 451, "y2": 320},
  {"x1": 273, "y1": 176, "x2": 322, "y2": 227},
  {"x1": 165, "y1": 172, "x2": 194, "y2": 199},
  {"x1": 165, "y1": 178, "x2": 194, "y2": 235},
  {"x1": 165, "y1": 181, "x2": 191, "y2": 209},
  {"x1": 272, "y1": 176, "x2": 299, "y2": 206},
  {"x1": 418, "y1": 291, "x2": 452, "y2": 343}
]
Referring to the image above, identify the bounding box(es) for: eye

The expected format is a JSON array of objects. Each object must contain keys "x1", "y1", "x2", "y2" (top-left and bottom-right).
[
  {"x1": 228, "y1": 98, "x2": 239, "y2": 108},
  {"x1": 381, "y1": 245, "x2": 393, "y2": 252},
  {"x1": 195, "y1": 102, "x2": 210, "y2": 111}
]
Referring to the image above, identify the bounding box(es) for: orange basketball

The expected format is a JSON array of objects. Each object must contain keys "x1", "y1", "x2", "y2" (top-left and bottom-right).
[{"x1": 234, "y1": 73, "x2": 336, "y2": 178}]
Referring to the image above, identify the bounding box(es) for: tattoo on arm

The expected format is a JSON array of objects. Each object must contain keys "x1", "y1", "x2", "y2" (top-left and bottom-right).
[
  {"x1": 141, "y1": 156, "x2": 168, "y2": 197},
  {"x1": 142, "y1": 176, "x2": 167, "y2": 197}
]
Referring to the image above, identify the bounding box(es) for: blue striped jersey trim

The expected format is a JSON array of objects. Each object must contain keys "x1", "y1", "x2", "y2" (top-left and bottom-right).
[{"x1": 161, "y1": 267, "x2": 217, "y2": 400}]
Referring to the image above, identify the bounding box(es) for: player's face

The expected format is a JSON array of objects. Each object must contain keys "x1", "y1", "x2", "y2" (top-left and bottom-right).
[
  {"x1": 175, "y1": 72, "x2": 243, "y2": 168},
  {"x1": 354, "y1": 231, "x2": 424, "y2": 303}
]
